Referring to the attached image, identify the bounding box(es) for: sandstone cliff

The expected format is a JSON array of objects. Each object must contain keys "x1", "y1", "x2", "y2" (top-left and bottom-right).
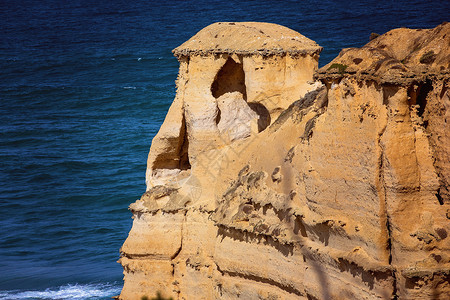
[{"x1": 119, "y1": 22, "x2": 449, "y2": 300}]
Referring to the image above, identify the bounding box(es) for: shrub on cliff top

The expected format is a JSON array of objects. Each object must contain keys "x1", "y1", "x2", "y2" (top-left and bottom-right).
[
  {"x1": 328, "y1": 63, "x2": 348, "y2": 74},
  {"x1": 420, "y1": 51, "x2": 436, "y2": 64}
]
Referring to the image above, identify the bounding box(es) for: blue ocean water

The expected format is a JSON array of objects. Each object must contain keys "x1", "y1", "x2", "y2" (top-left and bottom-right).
[{"x1": 0, "y1": 0, "x2": 447, "y2": 298}]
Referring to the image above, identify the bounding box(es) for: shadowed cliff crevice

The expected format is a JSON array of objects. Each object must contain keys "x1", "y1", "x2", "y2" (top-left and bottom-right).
[
  {"x1": 170, "y1": 211, "x2": 186, "y2": 260},
  {"x1": 216, "y1": 225, "x2": 294, "y2": 257},
  {"x1": 248, "y1": 102, "x2": 271, "y2": 132},
  {"x1": 150, "y1": 112, "x2": 191, "y2": 171},
  {"x1": 408, "y1": 79, "x2": 433, "y2": 117},
  {"x1": 120, "y1": 253, "x2": 173, "y2": 261},
  {"x1": 415, "y1": 79, "x2": 449, "y2": 205},
  {"x1": 380, "y1": 85, "x2": 398, "y2": 299},
  {"x1": 270, "y1": 86, "x2": 328, "y2": 133},
  {"x1": 178, "y1": 117, "x2": 191, "y2": 171},
  {"x1": 337, "y1": 258, "x2": 392, "y2": 290},
  {"x1": 215, "y1": 263, "x2": 305, "y2": 297}
]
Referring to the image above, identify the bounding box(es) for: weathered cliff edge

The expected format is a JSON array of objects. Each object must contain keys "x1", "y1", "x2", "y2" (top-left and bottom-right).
[{"x1": 119, "y1": 22, "x2": 450, "y2": 299}]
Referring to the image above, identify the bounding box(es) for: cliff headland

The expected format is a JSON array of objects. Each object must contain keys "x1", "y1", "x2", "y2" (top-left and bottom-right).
[{"x1": 119, "y1": 22, "x2": 449, "y2": 299}]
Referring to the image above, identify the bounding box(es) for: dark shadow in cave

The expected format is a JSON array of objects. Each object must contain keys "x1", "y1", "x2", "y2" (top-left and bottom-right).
[
  {"x1": 211, "y1": 56, "x2": 247, "y2": 100},
  {"x1": 248, "y1": 102, "x2": 271, "y2": 132}
]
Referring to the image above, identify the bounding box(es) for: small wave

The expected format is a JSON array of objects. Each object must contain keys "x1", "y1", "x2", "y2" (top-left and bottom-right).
[
  {"x1": 122, "y1": 86, "x2": 137, "y2": 90},
  {"x1": 0, "y1": 282, "x2": 121, "y2": 300}
]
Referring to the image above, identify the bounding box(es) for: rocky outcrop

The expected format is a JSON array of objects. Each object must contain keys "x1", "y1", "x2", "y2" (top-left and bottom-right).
[{"x1": 119, "y1": 22, "x2": 449, "y2": 299}]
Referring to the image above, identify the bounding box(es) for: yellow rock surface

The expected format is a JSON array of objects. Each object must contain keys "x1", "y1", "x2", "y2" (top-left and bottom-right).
[{"x1": 119, "y1": 22, "x2": 449, "y2": 300}]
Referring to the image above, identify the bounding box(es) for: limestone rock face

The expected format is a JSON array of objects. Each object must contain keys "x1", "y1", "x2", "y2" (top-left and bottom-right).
[
  {"x1": 172, "y1": 22, "x2": 323, "y2": 57},
  {"x1": 317, "y1": 22, "x2": 450, "y2": 84},
  {"x1": 119, "y1": 22, "x2": 449, "y2": 300}
]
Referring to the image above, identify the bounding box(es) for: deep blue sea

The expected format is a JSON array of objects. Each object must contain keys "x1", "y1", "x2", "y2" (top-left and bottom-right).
[{"x1": 0, "y1": 0, "x2": 447, "y2": 299}]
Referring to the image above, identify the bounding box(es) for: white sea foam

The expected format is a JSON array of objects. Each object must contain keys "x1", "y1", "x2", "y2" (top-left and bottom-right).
[{"x1": 0, "y1": 282, "x2": 121, "y2": 300}]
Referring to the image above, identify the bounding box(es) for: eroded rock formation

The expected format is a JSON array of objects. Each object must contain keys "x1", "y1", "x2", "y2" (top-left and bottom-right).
[{"x1": 119, "y1": 22, "x2": 449, "y2": 299}]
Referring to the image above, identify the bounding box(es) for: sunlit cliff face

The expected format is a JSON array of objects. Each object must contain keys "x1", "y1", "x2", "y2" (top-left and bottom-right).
[{"x1": 119, "y1": 22, "x2": 449, "y2": 300}]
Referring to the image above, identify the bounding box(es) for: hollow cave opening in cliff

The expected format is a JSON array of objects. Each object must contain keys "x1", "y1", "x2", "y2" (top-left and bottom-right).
[
  {"x1": 212, "y1": 56, "x2": 270, "y2": 132},
  {"x1": 408, "y1": 79, "x2": 433, "y2": 121},
  {"x1": 211, "y1": 56, "x2": 247, "y2": 99},
  {"x1": 416, "y1": 79, "x2": 433, "y2": 117}
]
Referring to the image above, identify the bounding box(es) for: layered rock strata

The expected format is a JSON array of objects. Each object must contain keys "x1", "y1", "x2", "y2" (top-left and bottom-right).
[{"x1": 119, "y1": 22, "x2": 449, "y2": 300}]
